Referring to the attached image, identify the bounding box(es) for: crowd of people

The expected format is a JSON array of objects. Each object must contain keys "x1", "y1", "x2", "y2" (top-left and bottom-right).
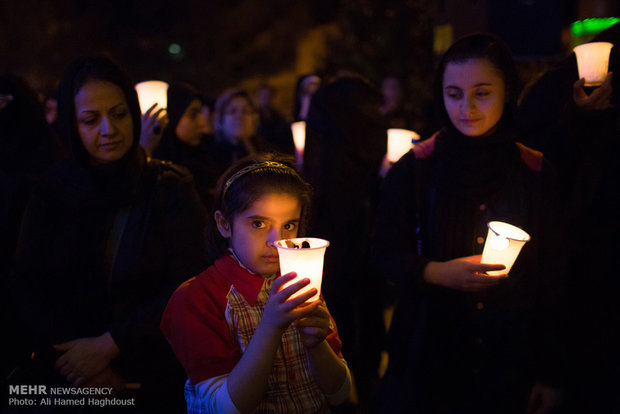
[{"x1": 2, "y1": 23, "x2": 619, "y2": 414}]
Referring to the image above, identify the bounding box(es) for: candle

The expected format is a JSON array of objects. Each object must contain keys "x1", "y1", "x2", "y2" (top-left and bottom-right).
[
  {"x1": 480, "y1": 221, "x2": 531, "y2": 276},
  {"x1": 274, "y1": 237, "x2": 329, "y2": 302},
  {"x1": 135, "y1": 81, "x2": 169, "y2": 114},
  {"x1": 573, "y1": 42, "x2": 614, "y2": 86},
  {"x1": 387, "y1": 128, "x2": 420, "y2": 163}
]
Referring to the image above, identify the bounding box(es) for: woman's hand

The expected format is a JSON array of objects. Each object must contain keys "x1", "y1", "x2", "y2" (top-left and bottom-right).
[
  {"x1": 295, "y1": 300, "x2": 331, "y2": 349},
  {"x1": 261, "y1": 272, "x2": 320, "y2": 336},
  {"x1": 53, "y1": 332, "x2": 120, "y2": 386},
  {"x1": 423, "y1": 255, "x2": 506, "y2": 292},
  {"x1": 573, "y1": 72, "x2": 613, "y2": 112},
  {"x1": 139, "y1": 103, "x2": 168, "y2": 157}
]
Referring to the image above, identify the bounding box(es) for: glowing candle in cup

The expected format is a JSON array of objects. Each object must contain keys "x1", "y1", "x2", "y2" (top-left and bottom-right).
[
  {"x1": 573, "y1": 42, "x2": 613, "y2": 86},
  {"x1": 480, "y1": 221, "x2": 531, "y2": 276},
  {"x1": 290, "y1": 121, "x2": 306, "y2": 168},
  {"x1": 274, "y1": 237, "x2": 329, "y2": 302},
  {"x1": 135, "y1": 81, "x2": 169, "y2": 114},
  {"x1": 387, "y1": 128, "x2": 420, "y2": 163}
]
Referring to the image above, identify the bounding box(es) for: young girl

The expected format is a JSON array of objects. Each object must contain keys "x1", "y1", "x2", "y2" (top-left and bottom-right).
[
  {"x1": 373, "y1": 34, "x2": 563, "y2": 413},
  {"x1": 161, "y1": 153, "x2": 352, "y2": 413}
]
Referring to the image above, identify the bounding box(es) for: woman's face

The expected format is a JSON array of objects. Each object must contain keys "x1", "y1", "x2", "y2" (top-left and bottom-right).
[
  {"x1": 175, "y1": 98, "x2": 207, "y2": 146},
  {"x1": 221, "y1": 96, "x2": 258, "y2": 144},
  {"x1": 442, "y1": 58, "x2": 506, "y2": 137},
  {"x1": 74, "y1": 80, "x2": 134, "y2": 164}
]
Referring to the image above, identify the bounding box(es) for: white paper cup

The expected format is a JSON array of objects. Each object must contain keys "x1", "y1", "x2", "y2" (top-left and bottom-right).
[
  {"x1": 387, "y1": 128, "x2": 420, "y2": 163},
  {"x1": 274, "y1": 237, "x2": 329, "y2": 302},
  {"x1": 135, "y1": 81, "x2": 169, "y2": 114},
  {"x1": 573, "y1": 42, "x2": 613, "y2": 86},
  {"x1": 481, "y1": 221, "x2": 531, "y2": 276}
]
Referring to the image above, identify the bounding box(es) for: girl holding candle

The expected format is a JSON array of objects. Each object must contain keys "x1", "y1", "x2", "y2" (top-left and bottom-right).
[
  {"x1": 373, "y1": 33, "x2": 563, "y2": 413},
  {"x1": 161, "y1": 153, "x2": 352, "y2": 413}
]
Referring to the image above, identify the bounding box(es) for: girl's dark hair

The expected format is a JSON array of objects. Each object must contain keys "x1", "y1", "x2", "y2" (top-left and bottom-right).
[
  {"x1": 56, "y1": 55, "x2": 142, "y2": 164},
  {"x1": 433, "y1": 33, "x2": 520, "y2": 128},
  {"x1": 206, "y1": 152, "x2": 313, "y2": 263}
]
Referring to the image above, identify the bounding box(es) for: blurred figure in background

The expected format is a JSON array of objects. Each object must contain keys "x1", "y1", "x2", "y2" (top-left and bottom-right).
[
  {"x1": 379, "y1": 75, "x2": 416, "y2": 130},
  {"x1": 209, "y1": 88, "x2": 267, "y2": 179},
  {"x1": 304, "y1": 73, "x2": 388, "y2": 412},
  {"x1": 153, "y1": 81, "x2": 219, "y2": 209},
  {"x1": 255, "y1": 82, "x2": 295, "y2": 156},
  {"x1": 521, "y1": 22, "x2": 619, "y2": 413},
  {"x1": 2, "y1": 74, "x2": 53, "y2": 384},
  {"x1": 294, "y1": 73, "x2": 321, "y2": 121}
]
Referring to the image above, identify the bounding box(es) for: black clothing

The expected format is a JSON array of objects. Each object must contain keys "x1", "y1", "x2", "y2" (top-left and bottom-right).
[
  {"x1": 550, "y1": 102, "x2": 620, "y2": 414},
  {"x1": 373, "y1": 126, "x2": 563, "y2": 414},
  {"x1": 154, "y1": 135, "x2": 219, "y2": 210},
  {"x1": 258, "y1": 106, "x2": 296, "y2": 156},
  {"x1": 10, "y1": 156, "x2": 207, "y2": 412},
  {"x1": 303, "y1": 75, "x2": 388, "y2": 409}
]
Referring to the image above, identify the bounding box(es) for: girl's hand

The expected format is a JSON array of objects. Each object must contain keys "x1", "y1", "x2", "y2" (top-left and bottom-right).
[
  {"x1": 53, "y1": 332, "x2": 120, "y2": 386},
  {"x1": 295, "y1": 300, "x2": 331, "y2": 349},
  {"x1": 261, "y1": 272, "x2": 320, "y2": 336},
  {"x1": 423, "y1": 255, "x2": 506, "y2": 292},
  {"x1": 139, "y1": 103, "x2": 168, "y2": 157}
]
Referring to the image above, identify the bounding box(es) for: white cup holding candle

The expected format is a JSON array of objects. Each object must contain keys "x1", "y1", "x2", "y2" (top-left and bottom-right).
[
  {"x1": 387, "y1": 128, "x2": 420, "y2": 163},
  {"x1": 274, "y1": 237, "x2": 329, "y2": 302},
  {"x1": 135, "y1": 80, "x2": 169, "y2": 114},
  {"x1": 480, "y1": 221, "x2": 531, "y2": 276},
  {"x1": 573, "y1": 42, "x2": 614, "y2": 86}
]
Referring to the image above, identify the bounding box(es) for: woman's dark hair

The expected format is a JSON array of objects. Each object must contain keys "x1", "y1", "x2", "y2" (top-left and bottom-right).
[
  {"x1": 56, "y1": 55, "x2": 142, "y2": 164},
  {"x1": 433, "y1": 33, "x2": 520, "y2": 128},
  {"x1": 206, "y1": 152, "x2": 313, "y2": 263}
]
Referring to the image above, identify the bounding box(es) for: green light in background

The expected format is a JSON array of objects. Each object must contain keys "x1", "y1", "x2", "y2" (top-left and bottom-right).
[
  {"x1": 168, "y1": 43, "x2": 182, "y2": 56},
  {"x1": 571, "y1": 17, "x2": 619, "y2": 37}
]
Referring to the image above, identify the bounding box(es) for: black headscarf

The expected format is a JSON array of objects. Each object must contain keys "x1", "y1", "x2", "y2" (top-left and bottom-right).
[
  {"x1": 430, "y1": 33, "x2": 521, "y2": 197},
  {"x1": 55, "y1": 55, "x2": 145, "y2": 208},
  {"x1": 155, "y1": 81, "x2": 204, "y2": 158}
]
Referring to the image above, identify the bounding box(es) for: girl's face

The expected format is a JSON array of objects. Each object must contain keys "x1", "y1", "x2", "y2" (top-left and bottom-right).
[
  {"x1": 216, "y1": 192, "x2": 301, "y2": 277},
  {"x1": 74, "y1": 80, "x2": 134, "y2": 164},
  {"x1": 221, "y1": 96, "x2": 258, "y2": 143},
  {"x1": 442, "y1": 58, "x2": 506, "y2": 137},
  {"x1": 176, "y1": 98, "x2": 207, "y2": 147}
]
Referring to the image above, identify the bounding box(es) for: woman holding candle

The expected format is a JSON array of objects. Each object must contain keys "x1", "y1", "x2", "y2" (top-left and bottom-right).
[
  {"x1": 527, "y1": 23, "x2": 618, "y2": 414},
  {"x1": 10, "y1": 56, "x2": 207, "y2": 412},
  {"x1": 161, "y1": 153, "x2": 352, "y2": 413},
  {"x1": 373, "y1": 33, "x2": 563, "y2": 413}
]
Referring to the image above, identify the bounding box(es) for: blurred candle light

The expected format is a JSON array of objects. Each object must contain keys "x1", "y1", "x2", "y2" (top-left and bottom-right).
[
  {"x1": 291, "y1": 121, "x2": 306, "y2": 169},
  {"x1": 135, "y1": 81, "x2": 169, "y2": 114},
  {"x1": 481, "y1": 221, "x2": 531, "y2": 276},
  {"x1": 387, "y1": 128, "x2": 420, "y2": 163},
  {"x1": 274, "y1": 237, "x2": 329, "y2": 302},
  {"x1": 573, "y1": 42, "x2": 613, "y2": 86}
]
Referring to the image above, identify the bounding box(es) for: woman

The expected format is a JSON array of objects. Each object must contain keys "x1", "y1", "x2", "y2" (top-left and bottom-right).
[
  {"x1": 208, "y1": 88, "x2": 267, "y2": 179},
  {"x1": 373, "y1": 34, "x2": 563, "y2": 414},
  {"x1": 11, "y1": 56, "x2": 207, "y2": 412},
  {"x1": 153, "y1": 81, "x2": 219, "y2": 209}
]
